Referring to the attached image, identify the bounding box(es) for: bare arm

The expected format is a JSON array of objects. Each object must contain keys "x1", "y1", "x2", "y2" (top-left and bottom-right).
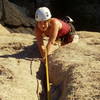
[
  {"x1": 35, "y1": 27, "x2": 46, "y2": 58},
  {"x1": 46, "y1": 21, "x2": 59, "y2": 55}
]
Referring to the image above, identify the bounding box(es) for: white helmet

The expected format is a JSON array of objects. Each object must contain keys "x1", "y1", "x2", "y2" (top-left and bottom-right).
[{"x1": 35, "y1": 7, "x2": 52, "y2": 21}]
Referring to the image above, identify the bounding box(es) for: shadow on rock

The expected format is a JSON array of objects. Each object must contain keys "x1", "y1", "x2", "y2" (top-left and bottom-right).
[
  {"x1": 0, "y1": 41, "x2": 47, "y2": 100},
  {"x1": 0, "y1": 42, "x2": 41, "y2": 59}
]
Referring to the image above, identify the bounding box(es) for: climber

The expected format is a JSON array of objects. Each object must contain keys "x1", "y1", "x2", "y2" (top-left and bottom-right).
[{"x1": 35, "y1": 7, "x2": 79, "y2": 61}]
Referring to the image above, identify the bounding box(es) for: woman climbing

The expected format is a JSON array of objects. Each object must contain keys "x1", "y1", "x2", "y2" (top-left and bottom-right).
[{"x1": 35, "y1": 7, "x2": 79, "y2": 61}]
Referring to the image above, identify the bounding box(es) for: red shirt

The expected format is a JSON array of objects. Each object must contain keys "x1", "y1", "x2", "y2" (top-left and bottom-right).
[{"x1": 57, "y1": 19, "x2": 71, "y2": 37}]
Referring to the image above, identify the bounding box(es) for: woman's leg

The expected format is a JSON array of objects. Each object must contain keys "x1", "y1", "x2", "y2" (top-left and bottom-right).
[{"x1": 60, "y1": 33, "x2": 74, "y2": 46}]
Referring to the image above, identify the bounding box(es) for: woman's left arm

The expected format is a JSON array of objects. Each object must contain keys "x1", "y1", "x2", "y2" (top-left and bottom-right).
[{"x1": 46, "y1": 21, "x2": 59, "y2": 55}]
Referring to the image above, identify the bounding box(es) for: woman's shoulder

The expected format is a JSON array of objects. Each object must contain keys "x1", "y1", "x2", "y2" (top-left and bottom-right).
[
  {"x1": 50, "y1": 18, "x2": 62, "y2": 30},
  {"x1": 50, "y1": 18, "x2": 59, "y2": 22},
  {"x1": 50, "y1": 18, "x2": 61, "y2": 25}
]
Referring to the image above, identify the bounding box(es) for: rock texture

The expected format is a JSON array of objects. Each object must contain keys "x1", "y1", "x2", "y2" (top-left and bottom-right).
[
  {"x1": 0, "y1": 0, "x2": 35, "y2": 33},
  {"x1": 49, "y1": 31, "x2": 100, "y2": 100},
  {"x1": 0, "y1": 24, "x2": 100, "y2": 100},
  {"x1": 0, "y1": 24, "x2": 44, "y2": 100}
]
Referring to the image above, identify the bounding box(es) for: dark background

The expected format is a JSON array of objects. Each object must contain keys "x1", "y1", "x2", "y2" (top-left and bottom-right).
[{"x1": 7, "y1": 0, "x2": 100, "y2": 32}]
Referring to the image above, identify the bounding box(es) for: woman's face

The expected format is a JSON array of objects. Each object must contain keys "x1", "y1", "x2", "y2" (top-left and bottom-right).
[{"x1": 37, "y1": 20, "x2": 49, "y2": 31}]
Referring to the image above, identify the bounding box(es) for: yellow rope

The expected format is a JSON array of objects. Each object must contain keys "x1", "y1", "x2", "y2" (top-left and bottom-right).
[{"x1": 45, "y1": 49, "x2": 50, "y2": 100}]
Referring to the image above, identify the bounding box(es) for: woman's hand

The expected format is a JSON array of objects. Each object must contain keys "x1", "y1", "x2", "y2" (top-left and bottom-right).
[{"x1": 39, "y1": 57, "x2": 46, "y2": 63}]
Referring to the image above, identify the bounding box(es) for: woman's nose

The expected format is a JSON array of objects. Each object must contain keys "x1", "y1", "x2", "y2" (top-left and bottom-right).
[{"x1": 42, "y1": 24, "x2": 45, "y2": 28}]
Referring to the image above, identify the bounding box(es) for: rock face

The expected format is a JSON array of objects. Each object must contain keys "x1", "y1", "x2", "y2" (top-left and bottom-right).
[
  {"x1": 0, "y1": 24, "x2": 44, "y2": 100},
  {"x1": 49, "y1": 31, "x2": 100, "y2": 100},
  {"x1": 0, "y1": 24, "x2": 100, "y2": 100},
  {"x1": 0, "y1": 0, "x2": 35, "y2": 33}
]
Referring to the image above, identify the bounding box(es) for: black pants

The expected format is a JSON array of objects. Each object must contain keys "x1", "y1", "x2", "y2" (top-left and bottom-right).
[{"x1": 58, "y1": 23, "x2": 76, "y2": 45}]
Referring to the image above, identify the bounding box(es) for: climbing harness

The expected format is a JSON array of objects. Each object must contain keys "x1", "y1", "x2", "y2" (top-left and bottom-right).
[{"x1": 45, "y1": 49, "x2": 50, "y2": 100}]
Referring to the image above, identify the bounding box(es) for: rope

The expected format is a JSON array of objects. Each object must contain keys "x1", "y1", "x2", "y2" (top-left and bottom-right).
[{"x1": 45, "y1": 49, "x2": 50, "y2": 100}]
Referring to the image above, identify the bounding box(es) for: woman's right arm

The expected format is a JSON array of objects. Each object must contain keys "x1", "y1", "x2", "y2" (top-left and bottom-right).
[{"x1": 35, "y1": 27, "x2": 46, "y2": 59}]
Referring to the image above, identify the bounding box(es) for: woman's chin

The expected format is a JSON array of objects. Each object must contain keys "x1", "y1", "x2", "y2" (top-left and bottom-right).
[{"x1": 41, "y1": 28, "x2": 47, "y2": 31}]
